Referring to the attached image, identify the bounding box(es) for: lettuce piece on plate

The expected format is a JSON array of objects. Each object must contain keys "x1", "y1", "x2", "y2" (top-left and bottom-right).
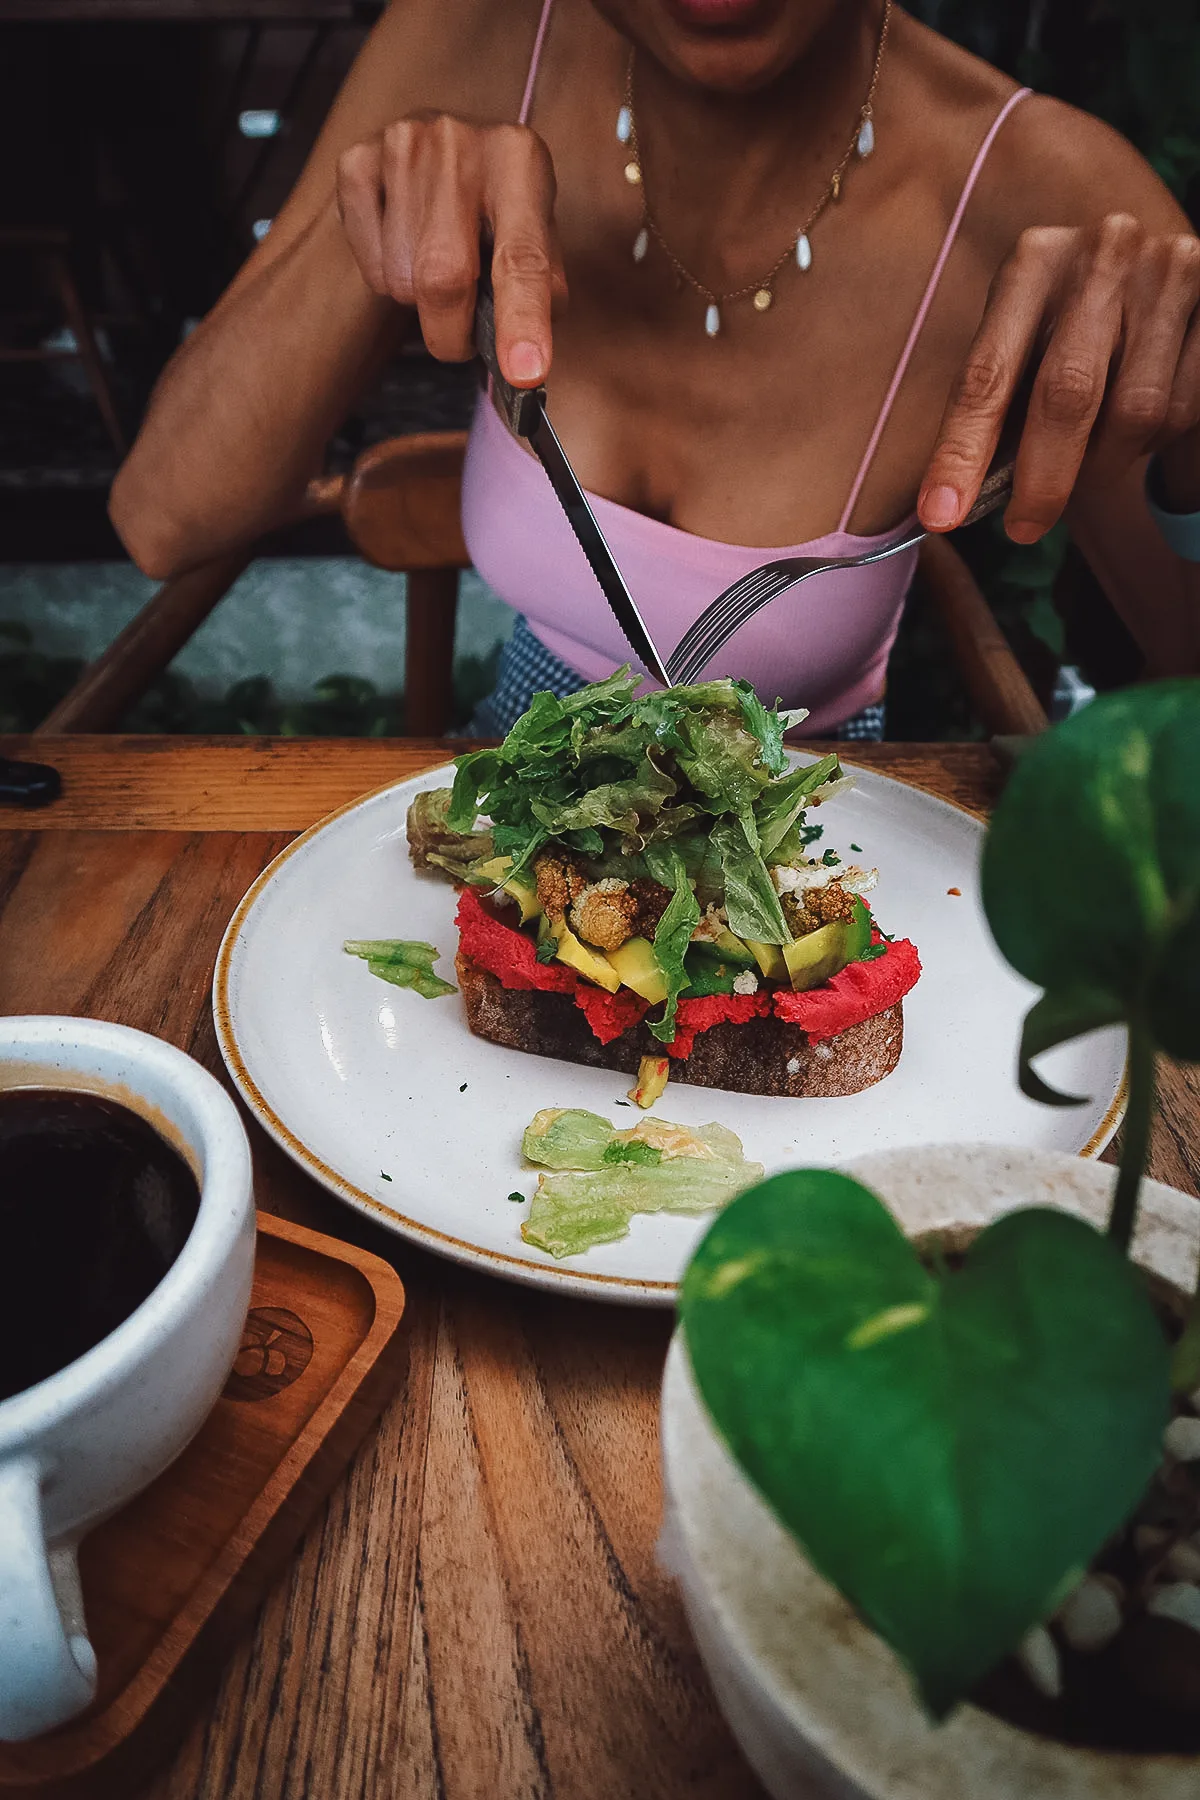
[
  {"x1": 520, "y1": 1110, "x2": 762, "y2": 1259},
  {"x1": 344, "y1": 939, "x2": 457, "y2": 999}
]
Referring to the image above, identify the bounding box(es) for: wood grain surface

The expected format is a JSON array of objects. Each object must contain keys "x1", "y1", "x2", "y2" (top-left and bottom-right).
[
  {"x1": 0, "y1": 737, "x2": 1000, "y2": 833},
  {"x1": 0, "y1": 739, "x2": 1193, "y2": 1800}
]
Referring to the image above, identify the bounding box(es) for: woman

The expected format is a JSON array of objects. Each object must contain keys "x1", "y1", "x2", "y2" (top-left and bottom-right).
[{"x1": 110, "y1": 0, "x2": 1200, "y2": 736}]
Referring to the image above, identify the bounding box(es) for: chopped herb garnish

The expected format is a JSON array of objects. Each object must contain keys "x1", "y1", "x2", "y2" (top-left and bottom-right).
[
  {"x1": 857, "y1": 943, "x2": 890, "y2": 962},
  {"x1": 381, "y1": 1172, "x2": 392, "y2": 1182},
  {"x1": 850, "y1": 843, "x2": 863, "y2": 854},
  {"x1": 602, "y1": 1138, "x2": 664, "y2": 1167},
  {"x1": 822, "y1": 848, "x2": 841, "y2": 866},
  {"x1": 459, "y1": 1082, "x2": 468, "y2": 1092},
  {"x1": 507, "y1": 1190, "x2": 524, "y2": 1204}
]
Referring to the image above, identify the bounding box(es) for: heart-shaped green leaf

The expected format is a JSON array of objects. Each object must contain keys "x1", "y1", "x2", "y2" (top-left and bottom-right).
[
  {"x1": 681, "y1": 1171, "x2": 1169, "y2": 1717},
  {"x1": 982, "y1": 679, "x2": 1200, "y2": 1081}
]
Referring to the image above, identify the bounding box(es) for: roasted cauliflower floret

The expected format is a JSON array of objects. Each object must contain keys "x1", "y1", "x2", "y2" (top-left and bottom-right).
[
  {"x1": 534, "y1": 852, "x2": 586, "y2": 922},
  {"x1": 809, "y1": 880, "x2": 858, "y2": 925},
  {"x1": 781, "y1": 880, "x2": 856, "y2": 939},
  {"x1": 570, "y1": 879, "x2": 639, "y2": 952}
]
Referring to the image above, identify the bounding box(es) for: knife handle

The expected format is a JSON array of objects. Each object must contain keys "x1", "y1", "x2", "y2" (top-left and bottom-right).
[{"x1": 474, "y1": 242, "x2": 546, "y2": 440}]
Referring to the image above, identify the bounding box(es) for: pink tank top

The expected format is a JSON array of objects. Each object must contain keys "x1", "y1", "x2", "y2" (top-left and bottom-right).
[{"x1": 461, "y1": 1, "x2": 1030, "y2": 732}]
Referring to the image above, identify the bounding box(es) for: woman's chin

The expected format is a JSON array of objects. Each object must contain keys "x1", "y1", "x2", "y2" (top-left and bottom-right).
[{"x1": 630, "y1": 0, "x2": 825, "y2": 94}]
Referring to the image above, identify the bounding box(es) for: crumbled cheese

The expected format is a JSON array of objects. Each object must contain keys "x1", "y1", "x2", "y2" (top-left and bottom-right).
[
  {"x1": 690, "y1": 904, "x2": 729, "y2": 945},
  {"x1": 772, "y1": 861, "x2": 878, "y2": 896},
  {"x1": 732, "y1": 970, "x2": 759, "y2": 996}
]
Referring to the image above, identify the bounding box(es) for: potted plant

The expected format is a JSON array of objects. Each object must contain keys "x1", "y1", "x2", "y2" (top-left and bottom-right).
[{"x1": 660, "y1": 679, "x2": 1200, "y2": 1799}]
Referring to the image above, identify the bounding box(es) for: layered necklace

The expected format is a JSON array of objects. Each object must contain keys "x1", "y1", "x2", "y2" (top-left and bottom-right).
[{"x1": 616, "y1": 0, "x2": 893, "y2": 337}]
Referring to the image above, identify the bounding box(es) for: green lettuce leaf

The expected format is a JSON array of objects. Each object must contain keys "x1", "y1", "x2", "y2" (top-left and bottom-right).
[
  {"x1": 754, "y1": 755, "x2": 841, "y2": 860},
  {"x1": 519, "y1": 1113, "x2": 763, "y2": 1258},
  {"x1": 343, "y1": 939, "x2": 456, "y2": 999},
  {"x1": 710, "y1": 817, "x2": 790, "y2": 945},
  {"x1": 643, "y1": 847, "x2": 702, "y2": 1043}
]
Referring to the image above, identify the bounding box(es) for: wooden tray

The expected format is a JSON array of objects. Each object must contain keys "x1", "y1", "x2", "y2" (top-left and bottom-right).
[{"x1": 0, "y1": 1213, "x2": 407, "y2": 1800}]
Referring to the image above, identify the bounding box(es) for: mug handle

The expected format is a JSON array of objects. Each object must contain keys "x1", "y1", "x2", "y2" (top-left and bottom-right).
[{"x1": 0, "y1": 1457, "x2": 98, "y2": 1742}]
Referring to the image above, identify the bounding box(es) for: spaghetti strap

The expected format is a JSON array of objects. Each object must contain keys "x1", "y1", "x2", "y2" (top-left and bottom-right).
[
  {"x1": 518, "y1": 0, "x2": 556, "y2": 125},
  {"x1": 838, "y1": 85, "x2": 1033, "y2": 533}
]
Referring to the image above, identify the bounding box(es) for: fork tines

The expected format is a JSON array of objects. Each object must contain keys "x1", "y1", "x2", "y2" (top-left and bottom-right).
[{"x1": 667, "y1": 565, "x2": 797, "y2": 685}]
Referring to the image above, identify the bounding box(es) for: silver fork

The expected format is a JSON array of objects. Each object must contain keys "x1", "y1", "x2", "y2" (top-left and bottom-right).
[{"x1": 665, "y1": 463, "x2": 1015, "y2": 687}]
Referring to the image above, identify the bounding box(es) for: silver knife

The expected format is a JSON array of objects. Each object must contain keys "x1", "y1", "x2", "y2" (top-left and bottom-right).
[{"x1": 473, "y1": 257, "x2": 672, "y2": 689}]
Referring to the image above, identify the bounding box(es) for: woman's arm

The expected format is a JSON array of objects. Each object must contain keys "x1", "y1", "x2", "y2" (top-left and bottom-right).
[
  {"x1": 111, "y1": 0, "x2": 543, "y2": 578},
  {"x1": 917, "y1": 100, "x2": 1200, "y2": 676}
]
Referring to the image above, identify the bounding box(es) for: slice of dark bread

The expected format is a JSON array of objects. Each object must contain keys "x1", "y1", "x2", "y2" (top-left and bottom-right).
[{"x1": 456, "y1": 953, "x2": 903, "y2": 1098}]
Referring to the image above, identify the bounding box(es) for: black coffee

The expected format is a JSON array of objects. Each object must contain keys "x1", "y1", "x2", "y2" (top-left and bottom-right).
[{"x1": 0, "y1": 1088, "x2": 201, "y2": 1403}]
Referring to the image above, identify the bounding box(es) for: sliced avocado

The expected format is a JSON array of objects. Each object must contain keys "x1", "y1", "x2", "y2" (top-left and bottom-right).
[
  {"x1": 553, "y1": 919, "x2": 622, "y2": 992},
  {"x1": 475, "y1": 853, "x2": 542, "y2": 924},
  {"x1": 707, "y1": 927, "x2": 757, "y2": 969},
  {"x1": 681, "y1": 950, "x2": 737, "y2": 999},
  {"x1": 783, "y1": 921, "x2": 851, "y2": 991},
  {"x1": 629, "y1": 1055, "x2": 670, "y2": 1109},
  {"x1": 606, "y1": 937, "x2": 668, "y2": 1004},
  {"x1": 745, "y1": 938, "x2": 788, "y2": 983}
]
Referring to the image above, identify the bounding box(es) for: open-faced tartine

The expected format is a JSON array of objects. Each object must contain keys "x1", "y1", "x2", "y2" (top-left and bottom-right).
[{"x1": 407, "y1": 670, "x2": 921, "y2": 1099}]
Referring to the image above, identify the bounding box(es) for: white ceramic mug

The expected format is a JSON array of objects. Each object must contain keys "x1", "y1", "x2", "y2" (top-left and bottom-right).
[{"x1": 0, "y1": 1017, "x2": 255, "y2": 1743}]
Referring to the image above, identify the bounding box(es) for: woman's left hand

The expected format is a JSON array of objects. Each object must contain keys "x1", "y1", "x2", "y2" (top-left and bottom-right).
[{"x1": 919, "y1": 213, "x2": 1200, "y2": 542}]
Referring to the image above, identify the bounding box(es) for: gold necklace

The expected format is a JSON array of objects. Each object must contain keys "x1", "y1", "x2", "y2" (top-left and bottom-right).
[{"x1": 616, "y1": 0, "x2": 893, "y2": 337}]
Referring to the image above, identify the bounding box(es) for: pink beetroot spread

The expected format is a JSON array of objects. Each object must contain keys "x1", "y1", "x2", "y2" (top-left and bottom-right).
[{"x1": 455, "y1": 889, "x2": 921, "y2": 1056}]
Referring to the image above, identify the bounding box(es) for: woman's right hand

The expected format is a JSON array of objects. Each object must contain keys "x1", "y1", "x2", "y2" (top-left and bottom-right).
[{"x1": 335, "y1": 113, "x2": 566, "y2": 389}]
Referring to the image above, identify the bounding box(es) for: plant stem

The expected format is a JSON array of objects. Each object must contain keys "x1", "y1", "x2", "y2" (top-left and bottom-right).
[{"x1": 1108, "y1": 1019, "x2": 1154, "y2": 1256}]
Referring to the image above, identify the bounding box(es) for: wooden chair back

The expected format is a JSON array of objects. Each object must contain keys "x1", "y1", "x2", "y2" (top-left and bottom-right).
[{"x1": 37, "y1": 432, "x2": 471, "y2": 738}]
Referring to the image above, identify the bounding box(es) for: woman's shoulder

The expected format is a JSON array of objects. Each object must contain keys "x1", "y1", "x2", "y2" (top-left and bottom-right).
[
  {"x1": 898, "y1": 14, "x2": 1187, "y2": 247},
  {"x1": 331, "y1": 0, "x2": 546, "y2": 128}
]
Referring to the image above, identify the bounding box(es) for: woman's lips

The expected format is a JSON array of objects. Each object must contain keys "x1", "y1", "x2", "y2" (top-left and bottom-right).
[{"x1": 662, "y1": 0, "x2": 776, "y2": 31}]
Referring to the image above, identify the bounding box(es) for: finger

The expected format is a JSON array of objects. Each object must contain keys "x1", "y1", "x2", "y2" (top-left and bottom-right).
[
  {"x1": 1166, "y1": 305, "x2": 1200, "y2": 442},
  {"x1": 483, "y1": 125, "x2": 562, "y2": 388},
  {"x1": 918, "y1": 231, "x2": 1066, "y2": 533},
  {"x1": 1004, "y1": 218, "x2": 1137, "y2": 542},
  {"x1": 335, "y1": 142, "x2": 388, "y2": 295},
  {"x1": 1088, "y1": 234, "x2": 1200, "y2": 482},
  {"x1": 406, "y1": 133, "x2": 486, "y2": 363}
]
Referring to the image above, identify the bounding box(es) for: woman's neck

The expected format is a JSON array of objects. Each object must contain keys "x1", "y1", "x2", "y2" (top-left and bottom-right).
[{"x1": 628, "y1": 3, "x2": 886, "y2": 273}]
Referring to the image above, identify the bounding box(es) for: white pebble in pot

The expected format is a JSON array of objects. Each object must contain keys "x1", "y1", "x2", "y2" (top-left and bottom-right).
[
  {"x1": 1016, "y1": 1624, "x2": 1062, "y2": 1698},
  {"x1": 1148, "y1": 1584, "x2": 1200, "y2": 1634},
  {"x1": 1057, "y1": 1576, "x2": 1124, "y2": 1653},
  {"x1": 1164, "y1": 1416, "x2": 1200, "y2": 1462}
]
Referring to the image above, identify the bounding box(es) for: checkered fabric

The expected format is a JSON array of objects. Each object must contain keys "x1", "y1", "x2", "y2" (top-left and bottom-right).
[{"x1": 469, "y1": 616, "x2": 885, "y2": 742}]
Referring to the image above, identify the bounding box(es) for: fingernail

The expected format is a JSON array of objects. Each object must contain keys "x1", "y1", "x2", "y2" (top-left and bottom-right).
[
  {"x1": 1006, "y1": 520, "x2": 1044, "y2": 546},
  {"x1": 920, "y1": 485, "x2": 961, "y2": 530},
  {"x1": 507, "y1": 340, "x2": 545, "y2": 384}
]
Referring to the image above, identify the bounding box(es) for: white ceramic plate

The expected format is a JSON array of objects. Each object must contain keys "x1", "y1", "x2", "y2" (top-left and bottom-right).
[{"x1": 214, "y1": 760, "x2": 1125, "y2": 1306}]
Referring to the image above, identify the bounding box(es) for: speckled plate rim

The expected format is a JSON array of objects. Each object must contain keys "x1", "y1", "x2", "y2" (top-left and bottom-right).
[{"x1": 213, "y1": 761, "x2": 1126, "y2": 1303}]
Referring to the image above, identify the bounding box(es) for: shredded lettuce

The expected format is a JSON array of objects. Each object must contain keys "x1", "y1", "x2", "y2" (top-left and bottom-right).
[
  {"x1": 519, "y1": 1110, "x2": 763, "y2": 1258},
  {"x1": 344, "y1": 939, "x2": 456, "y2": 999},
  {"x1": 643, "y1": 846, "x2": 701, "y2": 1042},
  {"x1": 436, "y1": 669, "x2": 841, "y2": 886},
  {"x1": 710, "y1": 817, "x2": 790, "y2": 945}
]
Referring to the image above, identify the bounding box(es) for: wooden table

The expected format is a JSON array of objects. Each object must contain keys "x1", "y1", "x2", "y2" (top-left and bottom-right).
[{"x1": 1, "y1": 736, "x2": 1197, "y2": 1800}]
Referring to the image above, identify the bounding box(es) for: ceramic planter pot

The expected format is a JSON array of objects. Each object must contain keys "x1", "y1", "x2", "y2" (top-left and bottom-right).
[{"x1": 660, "y1": 1144, "x2": 1200, "y2": 1800}]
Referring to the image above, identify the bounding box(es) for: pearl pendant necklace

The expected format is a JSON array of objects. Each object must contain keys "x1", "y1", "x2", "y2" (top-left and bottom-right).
[{"x1": 618, "y1": 0, "x2": 891, "y2": 336}]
